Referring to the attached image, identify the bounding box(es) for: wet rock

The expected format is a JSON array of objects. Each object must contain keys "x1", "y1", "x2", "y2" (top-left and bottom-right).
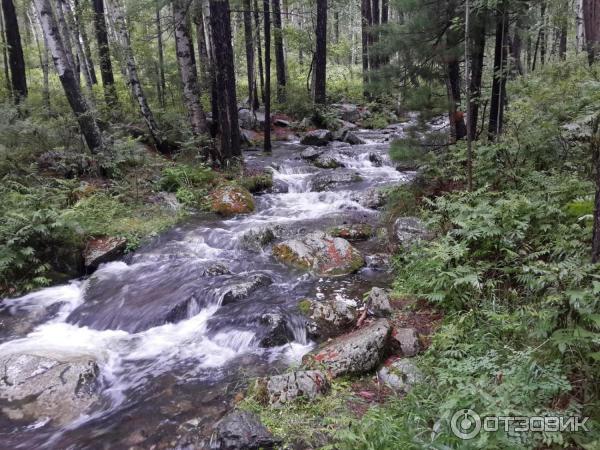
[
  {"x1": 221, "y1": 274, "x2": 273, "y2": 305},
  {"x1": 367, "y1": 287, "x2": 392, "y2": 316},
  {"x1": 257, "y1": 312, "x2": 295, "y2": 347},
  {"x1": 202, "y1": 263, "x2": 231, "y2": 277},
  {"x1": 390, "y1": 328, "x2": 420, "y2": 357},
  {"x1": 352, "y1": 186, "x2": 387, "y2": 209},
  {"x1": 239, "y1": 228, "x2": 277, "y2": 252},
  {"x1": 395, "y1": 161, "x2": 421, "y2": 171},
  {"x1": 300, "y1": 146, "x2": 324, "y2": 161},
  {"x1": 314, "y1": 150, "x2": 346, "y2": 169},
  {"x1": 273, "y1": 118, "x2": 290, "y2": 127},
  {"x1": 211, "y1": 410, "x2": 279, "y2": 450},
  {"x1": 265, "y1": 370, "x2": 330, "y2": 407},
  {"x1": 310, "y1": 170, "x2": 362, "y2": 192},
  {"x1": 0, "y1": 354, "x2": 99, "y2": 425},
  {"x1": 238, "y1": 108, "x2": 257, "y2": 130},
  {"x1": 331, "y1": 103, "x2": 360, "y2": 123},
  {"x1": 299, "y1": 298, "x2": 356, "y2": 339},
  {"x1": 328, "y1": 223, "x2": 373, "y2": 241},
  {"x1": 240, "y1": 129, "x2": 262, "y2": 146},
  {"x1": 377, "y1": 358, "x2": 423, "y2": 393},
  {"x1": 368, "y1": 152, "x2": 384, "y2": 167},
  {"x1": 343, "y1": 130, "x2": 367, "y2": 145},
  {"x1": 394, "y1": 217, "x2": 431, "y2": 248},
  {"x1": 272, "y1": 231, "x2": 364, "y2": 277},
  {"x1": 365, "y1": 253, "x2": 391, "y2": 270},
  {"x1": 303, "y1": 319, "x2": 391, "y2": 377},
  {"x1": 300, "y1": 129, "x2": 333, "y2": 146},
  {"x1": 210, "y1": 185, "x2": 255, "y2": 216},
  {"x1": 83, "y1": 236, "x2": 127, "y2": 270},
  {"x1": 149, "y1": 192, "x2": 181, "y2": 210}
]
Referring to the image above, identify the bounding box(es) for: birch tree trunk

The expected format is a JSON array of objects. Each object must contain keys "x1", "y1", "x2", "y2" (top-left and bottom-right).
[
  {"x1": 34, "y1": 0, "x2": 104, "y2": 153},
  {"x1": 28, "y1": 7, "x2": 50, "y2": 110},
  {"x1": 173, "y1": 0, "x2": 208, "y2": 136},
  {"x1": 577, "y1": 0, "x2": 586, "y2": 53},
  {"x1": 253, "y1": 0, "x2": 265, "y2": 102},
  {"x1": 1, "y1": 0, "x2": 27, "y2": 102},
  {"x1": 56, "y1": 0, "x2": 79, "y2": 85},
  {"x1": 209, "y1": 0, "x2": 241, "y2": 162},
  {"x1": 193, "y1": 2, "x2": 210, "y2": 94},
  {"x1": 108, "y1": 0, "x2": 168, "y2": 153},
  {"x1": 75, "y1": 0, "x2": 97, "y2": 85},
  {"x1": 156, "y1": 1, "x2": 166, "y2": 107},
  {"x1": 63, "y1": 0, "x2": 94, "y2": 93}
]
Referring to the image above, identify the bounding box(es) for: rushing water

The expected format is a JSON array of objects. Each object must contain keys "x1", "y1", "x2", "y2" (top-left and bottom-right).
[{"x1": 0, "y1": 124, "x2": 417, "y2": 448}]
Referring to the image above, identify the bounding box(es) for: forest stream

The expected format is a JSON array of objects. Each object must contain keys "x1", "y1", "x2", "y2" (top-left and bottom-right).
[{"x1": 0, "y1": 120, "x2": 431, "y2": 448}]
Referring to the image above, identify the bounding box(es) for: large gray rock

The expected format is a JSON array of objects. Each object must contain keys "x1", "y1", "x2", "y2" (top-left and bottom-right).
[
  {"x1": 390, "y1": 328, "x2": 420, "y2": 357},
  {"x1": 83, "y1": 236, "x2": 127, "y2": 270},
  {"x1": 331, "y1": 103, "x2": 361, "y2": 123},
  {"x1": 367, "y1": 287, "x2": 392, "y2": 316},
  {"x1": 257, "y1": 312, "x2": 295, "y2": 347},
  {"x1": 300, "y1": 298, "x2": 357, "y2": 338},
  {"x1": 394, "y1": 217, "x2": 431, "y2": 248},
  {"x1": 314, "y1": 150, "x2": 347, "y2": 169},
  {"x1": 211, "y1": 410, "x2": 279, "y2": 450},
  {"x1": 221, "y1": 274, "x2": 273, "y2": 305},
  {"x1": 352, "y1": 187, "x2": 387, "y2": 209},
  {"x1": 0, "y1": 354, "x2": 99, "y2": 425},
  {"x1": 265, "y1": 370, "x2": 330, "y2": 407},
  {"x1": 238, "y1": 108, "x2": 257, "y2": 130},
  {"x1": 300, "y1": 129, "x2": 333, "y2": 146},
  {"x1": 300, "y1": 146, "x2": 324, "y2": 161},
  {"x1": 303, "y1": 319, "x2": 391, "y2": 377},
  {"x1": 310, "y1": 170, "x2": 362, "y2": 192},
  {"x1": 343, "y1": 130, "x2": 367, "y2": 145},
  {"x1": 377, "y1": 358, "x2": 423, "y2": 393},
  {"x1": 239, "y1": 228, "x2": 277, "y2": 252},
  {"x1": 272, "y1": 231, "x2": 364, "y2": 277}
]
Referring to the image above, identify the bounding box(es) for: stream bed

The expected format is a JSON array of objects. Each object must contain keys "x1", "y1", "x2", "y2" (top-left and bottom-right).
[{"x1": 0, "y1": 123, "x2": 418, "y2": 449}]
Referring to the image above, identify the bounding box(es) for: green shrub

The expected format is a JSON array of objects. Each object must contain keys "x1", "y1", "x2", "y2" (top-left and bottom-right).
[{"x1": 159, "y1": 164, "x2": 215, "y2": 192}]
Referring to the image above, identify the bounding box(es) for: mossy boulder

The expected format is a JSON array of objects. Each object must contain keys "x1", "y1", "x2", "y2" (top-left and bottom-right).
[
  {"x1": 272, "y1": 231, "x2": 364, "y2": 277},
  {"x1": 328, "y1": 223, "x2": 373, "y2": 241},
  {"x1": 210, "y1": 185, "x2": 255, "y2": 216}
]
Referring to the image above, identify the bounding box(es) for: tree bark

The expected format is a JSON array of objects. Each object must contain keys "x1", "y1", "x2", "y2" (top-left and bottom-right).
[
  {"x1": 577, "y1": 0, "x2": 586, "y2": 53},
  {"x1": 313, "y1": 0, "x2": 327, "y2": 104},
  {"x1": 63, "y1": 0, "x2": 94, "y2": 93},
  {"x1": 583, "y1": 0, "x2": 600, "y2": 65},
  {"x1": 511, "y1": 12, "x2": 524, "y2": 75},
  {"x1": 173, "y1": 0, "x2": 208, "y2": 137},
  {"x1": 539, "y1": 1, "x2": 547, "y2": 66},
  {"x1": 361, "y1": 0, "x2": 371, "y2": 98},
  {"x1": 0, "y1": 11, "x2": 10, "y2": 96},
  {"x1": 263, "y1": 0, "x2": 271, "y2": 153},
  {"x1": 253, "y1": 0, "x2": 265, "y2": 102},
  {"x1": 272, "y1": 0, "x2": 286, "y2": 103},
  {"x1": 488, "y1": 0, "x2": 509, "y2": 140},
  {"x1": 591, "y1": 117, "x2": 600, "y2": 262},
  {"x1": 1, "y1": 0, "x2": 27, "y2": 102},
  {"x1": 75, "y1": 0, "x2": 97, "y2": 84},
  {"x1": 243, "y1": 0, "x2": 259, "y2": 110},
  {"x1": 468, "y1": 7, "x2": 485, "y2": 140},
  {"x1": 92, "y1": 0, "x2": 118, "y2": 107},
  {"x1": 34, "y1": 0, "x2": 104, "y2": 153},
  {"x1": 28, "y1": 7, "x2": 50, "y2": 110},
  {"x1": 193, "y1": 2, "x2": 210, "y2": 95},
  {"x1": 370, "y1": 0, "x2": 379, "y2": 70},
  {"x1": 446, "y1": 1, "x2": 465, "y2": 141},
  {"x1": 56, "y1": 0, "x2": 79, "y2": 84},
  {"x1": 209, "y1": 0, "x2": 241, "y2": 162},
  {"x1": 156, "y1": 1, "x2": 166, "y2": 107},
  {"x1": 109, "y1": 0, "x2": 167, "y2": 153}
]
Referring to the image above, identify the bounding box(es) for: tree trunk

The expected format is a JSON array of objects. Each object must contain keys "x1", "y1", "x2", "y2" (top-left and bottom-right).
[
  {"x1": 488, "y1": 0, "x2": 509, "y2": 140},
  {"x1": 559, "y1": 20, "x2": 567, "y2": 60},
  {"x1": 253, "y1": 0, "x2": 265, "y2": 102},
  {"x1": 446, "y1": 1, "x2": 465, "y2": 141},
  {"x1": 34, "y1": 0, "x2": 104, "y2": 153},
  {"x1": 577, "y1": 0, "x2": 586, "y2": 53},
  {"x1": 92, "y1": 0, "x2": 118, "y2": 107},
  {"x1": 243, "y1": 0, "x2": 259, "y2": 110},
  {"x1": 109, "y1": 0, "x2": 167, "y2": 153},
  {"x1": 263, "y1": 0, "x2": 271, "y2": 153},
  {"x1": 583, "y1": 0, "x2": 600, "y2": 65},
  {"x1": 28, "y1": 7, "x2": 50, "y2": 110},
  {"x1": 511, "y1": 12, "x2": 524, "y2": 75},
  {"x1": 75, "y1": 0, "x2": 97, "y2": 84},
  {"x1": 209, "y1": 0, "x2": 241, "y2": 162},
  {"x1": 2, "y1": 0, "x2": 27, "y2": 102},
  {"x1": 0, "y1": 11, "x2": 10, "y2": 96},
  {"x1": 539, "y1": 1, "x2": 546, "y2": 66},
  {"x1": 193, "y1": 2, "x2": 210, "y2": 95},
  {"x1": 156, "y1": 1, "x2": 166, "y2": 107},
  {"x1": 361, "y1": 0, "x2": 371, "y2": 98},
  {"x1": 468, "y1": 8, "x2": 485, "y2": 140},
  {"x1": 591, "y1": 117, "x2": 600, "y2": 262},
  {"x1": 173, "y1": 0, "x2": 208, "y2": 138},
  {"x1": 313, "y1": 0, "x2": 327, "y2": 104},
  {"x1": 370, "y1": 0, "x2": 379, "y2": 70},
  {"x1": 56, "y1": 0, "x2": 79, "y2": 84},
  {"x1": 63, "y1": 0, "x2": 94, "y2": 93},
  {"x1": 272, "y1": 0, "x2": 286, "y2": 103}
]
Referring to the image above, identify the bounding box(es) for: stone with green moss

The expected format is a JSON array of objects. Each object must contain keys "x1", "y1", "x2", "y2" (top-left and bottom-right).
[
  {"x1": 328, "y1": 223, "x2": 373, "y2": 241},
  {"x1": 210, "y1": 185, "x2": 255, "y2": 216}
]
